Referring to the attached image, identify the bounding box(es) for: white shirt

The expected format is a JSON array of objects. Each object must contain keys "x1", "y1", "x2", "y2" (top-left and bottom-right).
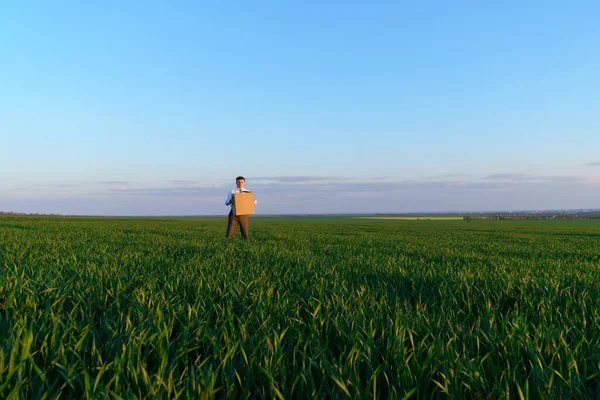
[{"x1": 225, "y1": 188, "x2": 257, "y2": 207}]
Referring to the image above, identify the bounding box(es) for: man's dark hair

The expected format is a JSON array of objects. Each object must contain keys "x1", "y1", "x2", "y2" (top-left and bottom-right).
[{"x1": 236, "y1": 176, "x2": 245, "y2": 181}]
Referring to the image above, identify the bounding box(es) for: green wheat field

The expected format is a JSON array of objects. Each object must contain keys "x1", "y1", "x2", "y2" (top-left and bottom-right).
[{"x1": 1, "y1": 216, "x2": 599, "y2": 398}]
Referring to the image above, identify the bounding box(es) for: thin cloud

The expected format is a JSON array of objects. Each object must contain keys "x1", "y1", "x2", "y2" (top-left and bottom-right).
[
  {"x1": 108, "y1": 186, "x2": 225, "y2": 197},
  {"x1": 54, "y1": 175, "x2": 600, "y2": 202},
  {"x1": 252, "y1": 176, "x2": 348, "y2": 183},
  {"x1": 483, "y1": 174, "x2": 580, "y2": 183},
  {"x1": 484, "y1": 174, "x2": 527, "y2": 181},
  {"x1": 94, "y1": 181, "x2": 130, "y2": 185},
  {"x1": 587, "y1": 162, "x2": 600, "y2": 167},
  {"x1": 252, "y1": 180, "x2": 459, "y2": 193},
  {"x1": 19, "y1": 183, "x2": 83, "y2": 189},
  {"x1": 429, "y1": 173, "x2": 472, "y2": 179}
]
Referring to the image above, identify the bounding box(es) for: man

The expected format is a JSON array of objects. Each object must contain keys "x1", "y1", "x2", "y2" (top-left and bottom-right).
[{"x1": 225, "y1": 176, "x2": 257, "y2": 239}]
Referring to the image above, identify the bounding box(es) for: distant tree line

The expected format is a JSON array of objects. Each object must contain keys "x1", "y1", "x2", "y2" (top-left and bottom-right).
[
  {"x1": 464, "y1": 215, "x2": 600, "y2": 221},
  {"x1": 0, "y1": 211, "x2": 63, "y2": 216}
]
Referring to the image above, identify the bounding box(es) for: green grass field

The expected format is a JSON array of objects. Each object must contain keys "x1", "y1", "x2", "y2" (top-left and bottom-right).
[{"x1": 1, "y1": 216, "x2": 599, "y2": 398}]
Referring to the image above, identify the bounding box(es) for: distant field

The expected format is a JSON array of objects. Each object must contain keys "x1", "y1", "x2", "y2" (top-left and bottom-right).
[
  {"x1": 353, "y1": 216, "x2": 464, "y2": 221},
  {"x1": 1, "y1": 216, "x2": 599, "y2": 398}
]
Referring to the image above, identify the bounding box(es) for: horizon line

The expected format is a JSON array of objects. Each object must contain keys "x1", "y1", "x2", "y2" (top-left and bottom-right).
[{"x1": 2, "y1": 208, "x2": 600, "y2": 218}]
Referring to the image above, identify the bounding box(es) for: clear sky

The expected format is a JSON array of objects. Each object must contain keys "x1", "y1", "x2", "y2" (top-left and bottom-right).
[{"x1": 1, "y1": 1, "x2": 599, "y2": 215}]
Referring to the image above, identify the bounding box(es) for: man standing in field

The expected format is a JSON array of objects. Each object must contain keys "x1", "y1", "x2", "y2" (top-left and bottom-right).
[{"x1": 225, "y1": 176, "x2": 257, "y2": 239}]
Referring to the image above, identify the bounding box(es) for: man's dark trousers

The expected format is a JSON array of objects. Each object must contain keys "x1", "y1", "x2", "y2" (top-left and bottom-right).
[{"x1": 226, "y1": 210, "x2": 249, "y2": 239}]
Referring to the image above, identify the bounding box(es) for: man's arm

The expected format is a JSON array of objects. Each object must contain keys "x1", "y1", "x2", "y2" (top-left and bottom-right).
[{"x1": 225, "y1": 192, "x2": 233, "y2": 206}]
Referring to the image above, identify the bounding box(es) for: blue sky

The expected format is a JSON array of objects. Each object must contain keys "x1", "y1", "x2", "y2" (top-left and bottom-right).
[{"x1": 1, "y1": 1, "x2": 599, "y2": 215}]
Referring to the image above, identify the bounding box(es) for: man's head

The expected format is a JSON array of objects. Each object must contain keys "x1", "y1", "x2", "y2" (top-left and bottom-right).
[{"x1": 236, "y1": 176, "x2": 245, "y2": 189}]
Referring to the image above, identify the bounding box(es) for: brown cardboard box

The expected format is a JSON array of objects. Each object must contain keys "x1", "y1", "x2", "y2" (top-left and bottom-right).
[{"x1": 233, "y1": 192, "x2": 255, "y2": 215}]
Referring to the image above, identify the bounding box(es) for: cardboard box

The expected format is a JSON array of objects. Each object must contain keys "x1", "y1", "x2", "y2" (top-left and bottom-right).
[{"x1": 233, "y1": 192, "x2": 255, "y2": 216}]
